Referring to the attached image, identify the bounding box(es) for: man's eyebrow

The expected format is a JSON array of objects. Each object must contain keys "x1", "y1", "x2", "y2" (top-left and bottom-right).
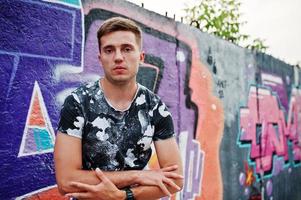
[
  {"x1": 102, "y1": 45, "x2": 114, "y2": 49},
  {"x1": 121, "y1": 43, "x2": 136, "y2": 49},
  {"x1": 121, "y1": 43, "x2": 134, "y2": 46},
  {"x1": 102, "y1": 43, "x2": 134, "y2": 49}
]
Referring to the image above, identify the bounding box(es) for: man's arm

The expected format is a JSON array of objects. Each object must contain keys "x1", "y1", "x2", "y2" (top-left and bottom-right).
[
  {"x1": 131, "y1": 137, "x2": 183, "y2": 200},
  {"x1": 54, "y1": 132, "x2": 149, "y2": 194},
  {"x1": 65, "y1": 137, "x2": 183, "y2": 200},
  {"x1": 54, "y1": 132, "x2": 181, "y2": 195}
]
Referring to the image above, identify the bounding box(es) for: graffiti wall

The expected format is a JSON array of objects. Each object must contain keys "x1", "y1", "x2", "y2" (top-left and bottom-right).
[{"x1": 0, "y1": 0, "x2": 300, "y2": 199}]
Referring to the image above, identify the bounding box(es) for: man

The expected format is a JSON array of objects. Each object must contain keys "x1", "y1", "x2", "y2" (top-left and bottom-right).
[{"x1": 54, "y1": 17, "x2": 183, "y2": 200}]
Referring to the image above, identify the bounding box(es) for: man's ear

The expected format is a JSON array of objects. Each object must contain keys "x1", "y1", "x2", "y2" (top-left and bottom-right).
[{"x1": 140, "y1": 51, "x2": 145, "y2": 63}]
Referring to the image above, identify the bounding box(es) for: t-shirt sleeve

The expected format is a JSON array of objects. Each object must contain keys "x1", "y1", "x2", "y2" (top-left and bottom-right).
[
  {"x1": 57, "y1": 93, "x2": 84, "y2": 139},
  {"x1": 152, "y1": 99, "x2": 175, "y2": 141}
]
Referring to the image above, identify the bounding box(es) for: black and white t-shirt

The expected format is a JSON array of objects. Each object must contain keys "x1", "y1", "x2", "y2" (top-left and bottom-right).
[{"x1": 58, "y1": 80, "x2": 175, "y2": 171}]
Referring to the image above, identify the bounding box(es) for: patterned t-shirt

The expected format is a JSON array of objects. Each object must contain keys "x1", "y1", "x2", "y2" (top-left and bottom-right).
[{"x1": 58, "y1": 80, "x2": 175, "y2": 171}]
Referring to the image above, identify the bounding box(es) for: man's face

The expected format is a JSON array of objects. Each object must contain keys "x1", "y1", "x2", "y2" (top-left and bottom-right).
[{"x1": 99, "y1": 31, "x2": 144, "y2": 84}]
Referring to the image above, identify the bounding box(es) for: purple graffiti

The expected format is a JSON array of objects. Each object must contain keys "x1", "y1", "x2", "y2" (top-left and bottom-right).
[
  {"x1": 239, "y1": 172, "x2": 246, "y2": 186},
  {"x1": 0, "y1": 0, "x2": 83, "y2": 198},
  {"x1": 266, "y1": 180, "x2": 273, "y2": 196}
]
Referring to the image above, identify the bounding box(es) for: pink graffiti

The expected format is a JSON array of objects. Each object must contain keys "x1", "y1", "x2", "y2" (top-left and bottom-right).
[{"x1": 240, "y1": 86, "x2": 301, "y2": 174}]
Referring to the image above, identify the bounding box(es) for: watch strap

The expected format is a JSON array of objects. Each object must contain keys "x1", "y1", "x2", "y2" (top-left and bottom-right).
[{"x1": 125, "y1": 188, "x2": 135, "y2": 200}]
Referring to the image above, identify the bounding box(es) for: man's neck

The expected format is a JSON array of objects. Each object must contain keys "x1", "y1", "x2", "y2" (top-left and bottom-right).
[{"x1": 100, "y1": 78, "x2": 138, "y2": 111}]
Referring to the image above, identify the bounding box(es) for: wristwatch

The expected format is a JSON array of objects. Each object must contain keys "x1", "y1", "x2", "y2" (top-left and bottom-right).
[{"x1": 125, "y1": 188, "x2": 135, "y2": 200}]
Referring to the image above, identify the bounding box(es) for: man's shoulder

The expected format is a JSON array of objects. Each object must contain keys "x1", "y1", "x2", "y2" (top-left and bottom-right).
[
  {"x1": 137, "y1": 84, "x2": 163, "y2": 106},
  {"x1": 74, "y1": 81, "x2": 98, "y2": 94},
  {"x1": 66, "y1": 80, "x2": 100, "y2": 104},
  {"x1": 138, "y1": 84, "x2": 160, "y2": 99}
]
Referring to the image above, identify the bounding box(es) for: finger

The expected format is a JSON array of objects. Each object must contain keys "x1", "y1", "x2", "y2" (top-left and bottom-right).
[
  {"x1": 163, "y1": 171, "x2": 184, "y2": 179},
  {"x1": 163, "y1": 178, "x2": 181, "y2": 191},
  {"x1": 65, "y1": 192, "x2": 91, "y2": 199},
  {"x1": 161, "y1": 165, "x2": 178, "y2": 172},
  {"x1": 70, "y1": 181, "x2": 93, "y2": 191},
  {"x1": 158, "y1": 182, "x2": 171, "y2": 197},
  {"x1": 95, "y1": 168, "x2": 110, "y2": 183}
]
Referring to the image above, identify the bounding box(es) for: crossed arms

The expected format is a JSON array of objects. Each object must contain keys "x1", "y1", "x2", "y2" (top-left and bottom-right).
[{"x1": 54, "y1": 132, "x2": 183, "y2": 200}]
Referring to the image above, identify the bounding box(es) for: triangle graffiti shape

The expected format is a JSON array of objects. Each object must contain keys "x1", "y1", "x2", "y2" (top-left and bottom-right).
[
  {"x1": 18, "y1": 81, "x2": 55, "y2": 157},
  {"x1": 29, "y1": 94, "x2": 46, "y2": 127}
]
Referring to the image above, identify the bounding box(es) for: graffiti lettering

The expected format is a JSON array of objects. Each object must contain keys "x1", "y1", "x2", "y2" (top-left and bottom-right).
[{"x1": 239, "y1": 86, "x2": 301, "y2": 175}]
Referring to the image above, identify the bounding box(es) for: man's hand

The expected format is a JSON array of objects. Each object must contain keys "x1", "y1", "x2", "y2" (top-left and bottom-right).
[
  {"x1": 65, "y1": 168, "x2": 125, "y2": 200},
  {"x1": 135, "y1": 165, "x2": 183, "y2": 197}
]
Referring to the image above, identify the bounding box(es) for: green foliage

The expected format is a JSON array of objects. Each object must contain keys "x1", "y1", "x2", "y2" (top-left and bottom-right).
[
  {"x1": 246, "y1": 38, "x2": 268, "y2": 52},
  {"x1": 184, "y1": 0, "x2": 268, "y2": 52}
]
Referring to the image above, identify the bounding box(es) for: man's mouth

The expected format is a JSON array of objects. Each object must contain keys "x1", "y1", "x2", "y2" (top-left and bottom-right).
[
  {"x1": 113, "y1": 66, "x2": 127, "y2": 73},
  {"x1": 114, "y1": 66, "x2": 126, "y2": 70}
]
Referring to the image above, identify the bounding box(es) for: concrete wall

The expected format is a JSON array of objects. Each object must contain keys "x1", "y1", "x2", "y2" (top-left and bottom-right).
[{"x1": 1, "y1": 0, "x2": 300, "y2": 199}]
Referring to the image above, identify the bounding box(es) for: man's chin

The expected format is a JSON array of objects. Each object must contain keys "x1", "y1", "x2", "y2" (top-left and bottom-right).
[{"x1": 111, "y1": 76, "x2": 134, "y2": 84}]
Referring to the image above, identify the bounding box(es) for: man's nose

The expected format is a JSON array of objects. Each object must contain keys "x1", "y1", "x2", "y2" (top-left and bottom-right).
[{"x1": 114, "y1": 49, "x2": 124, "y2": 62}]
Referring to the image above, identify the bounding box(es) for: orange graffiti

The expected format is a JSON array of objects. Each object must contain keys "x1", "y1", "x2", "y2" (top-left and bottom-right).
[
  {"x1": 148, "y1": 151, "x2": 160, "y2": 170},
  {"x1": 29, "y1": 92, "x2": 46, "y2": 126},
  {"x1": 245, "y1": 169, "x2": 255, "y2": 186},
  {"x1": 26, "y1": 187, "x2": 66, "y2": 200},
  {"x1": 189, "y1": 48, "x2": 224, "y2": 200},
  {"x1": 244, "y1": 162, "x2": 255, "y2": 186}
]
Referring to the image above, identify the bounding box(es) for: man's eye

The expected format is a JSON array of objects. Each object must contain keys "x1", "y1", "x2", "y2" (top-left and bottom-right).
[
  {"x1": 123, "y1": 47, "x2": 132, "y2": 52},
  {"x1": 104, "y1": 49, "x2": 113, "y2": 54}
]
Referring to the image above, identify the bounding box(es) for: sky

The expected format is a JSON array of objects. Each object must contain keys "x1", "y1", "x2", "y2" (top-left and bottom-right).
[{"x1": 127, "y1": 0, "x2": 301, "y2": 66}]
